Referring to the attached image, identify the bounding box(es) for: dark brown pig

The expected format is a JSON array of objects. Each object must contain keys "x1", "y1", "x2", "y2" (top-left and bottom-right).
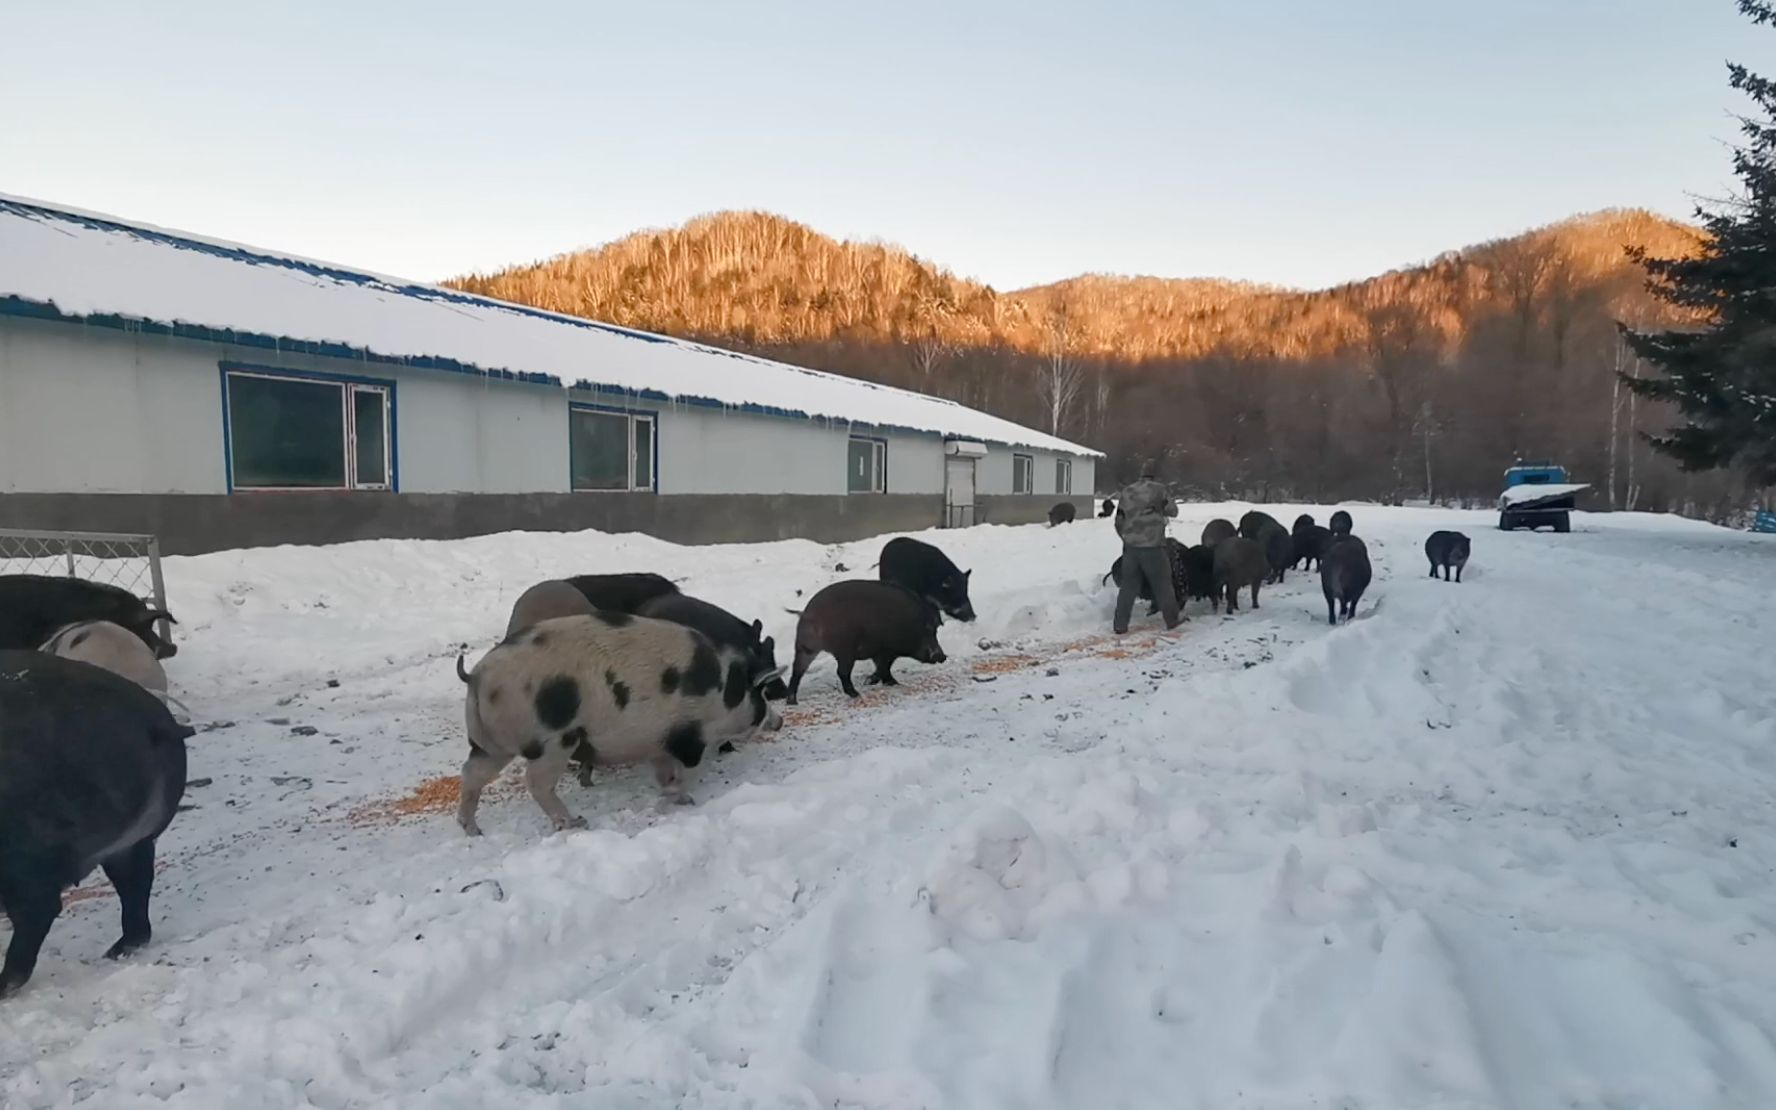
[
  {"x1": 1322, "y1": 535, "x2": 1372, "y2": 624},
  {"x1": 787, "y1": 581, "x2": 946, "y2": 704},
  {"x1": 1212, "y1": 536, "x2": 1267, "y2": 614}
]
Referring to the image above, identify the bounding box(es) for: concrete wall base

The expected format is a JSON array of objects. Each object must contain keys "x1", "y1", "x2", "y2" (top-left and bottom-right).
[{"x1": 0, "y1": 493, "x2": 1096, "y2": 556}]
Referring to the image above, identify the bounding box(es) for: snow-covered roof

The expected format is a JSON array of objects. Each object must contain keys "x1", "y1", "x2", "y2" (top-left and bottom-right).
[{"x1": 0, "y1": 195, "x2": 1100, "y2": 457}]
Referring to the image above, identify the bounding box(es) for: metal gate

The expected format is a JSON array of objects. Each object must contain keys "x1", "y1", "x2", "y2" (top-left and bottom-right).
[
  {"x1": 944, "y1": 456, "x2": 977, "y2": 528},
  {"x1": 0, "y1": 528, "x2": 173, "y2": 648}
]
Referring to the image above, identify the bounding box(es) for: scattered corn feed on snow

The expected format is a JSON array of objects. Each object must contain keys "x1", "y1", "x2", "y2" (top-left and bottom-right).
[{"x1": 5, "y1": 504, "x2": 1776, "y2": 1109}]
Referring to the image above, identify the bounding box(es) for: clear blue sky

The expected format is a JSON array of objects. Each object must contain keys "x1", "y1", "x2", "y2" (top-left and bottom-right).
[{"x1": 0, "y1": 0, "x2": 1757, "y2": 290}]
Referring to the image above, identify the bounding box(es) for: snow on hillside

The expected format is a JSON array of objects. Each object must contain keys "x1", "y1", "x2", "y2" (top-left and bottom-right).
[{"x1": 4, "y1": 505, "x2": 1776, "y2": 1109}]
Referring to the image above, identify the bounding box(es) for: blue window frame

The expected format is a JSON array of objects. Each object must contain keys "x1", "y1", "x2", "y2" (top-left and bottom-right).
[
  {"x1": 219, "y1": 363, "x2": 397, "y2": 492},
  {"x1": 570, "y1": 403, "x2": 657, "y2": 492}
]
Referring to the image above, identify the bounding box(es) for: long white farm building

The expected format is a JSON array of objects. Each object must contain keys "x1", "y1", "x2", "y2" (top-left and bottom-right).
[{"x1": 0, "y1": 196, "x2": 1098, "y2": 554}]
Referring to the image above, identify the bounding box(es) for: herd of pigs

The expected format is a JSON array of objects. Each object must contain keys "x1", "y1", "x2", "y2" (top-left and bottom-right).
[{"x1": 0, "y1": 510, "x2": 1473, "y2": 998}]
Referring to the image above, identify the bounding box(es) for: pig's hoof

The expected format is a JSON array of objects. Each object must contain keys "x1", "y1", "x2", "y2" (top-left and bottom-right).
[
  {"x1": 718, "y1": 740, "x2": 736, "y2": 754},
  {"x1": 554, "y1": 815, "x2": 588, "y2": 832},
  {"x1": 459, "y1": 818, "x2": 483, "y2": 838},
  {"x1": 104, "y1": 935, "x2": 149, "y2": 960},
  {"x1": 669, "y1": 794, "x2": 695, "y2": 807}
]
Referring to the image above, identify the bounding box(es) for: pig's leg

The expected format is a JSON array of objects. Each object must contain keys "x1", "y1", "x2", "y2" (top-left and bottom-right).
[
  {"x1": 871, "y1": 657, "x2": 899, "y2": 686},
  {"x1": 523, "y1": 743, "x2": 585, "y2": 832},
  {"x1": 1225, "y1": 583, "x2": 1239, "y2": 613},
  {"x1": 100, "y1": 838, "x2": 156, "y2": 959},
  {"x1": 1455, "y1": 564, "x2": 1463, "y2": 584},
  {"x1": 1250, "y1": 582, "x2": 1260, "y2": 610},
  {"x1": 1429, "y1": 560, "x2": 1438, "y2": 578},
  {"x1": 834, "y1": 653, "x2": 861, "y2": 698},
  {"x1": 0, "y1": 867, "x2": 60, "y2": 999},
  {"x1": 787, "y1": 645, "x2": 818, "y2": 706},
  {"x1": 456, "y1": 743, "x2": 511, "y2": 837},
  {"x1": 571, "y1": 736, "x2": 597, "y2": 786},
  {"x1": 651, "y1": 756, "x2": 695, "y2": 805}
]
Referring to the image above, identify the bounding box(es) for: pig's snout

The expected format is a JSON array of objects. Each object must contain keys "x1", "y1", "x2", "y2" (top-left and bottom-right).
[
  {"x1": 761, "y1": 705, "x2": 784, "y2": 732},
  {"x1": 923, "y1": 644, "x2": 947, "y2": 665},
  {"x1": 954, "y1": 604, "x2": 977, "y2": 623}
]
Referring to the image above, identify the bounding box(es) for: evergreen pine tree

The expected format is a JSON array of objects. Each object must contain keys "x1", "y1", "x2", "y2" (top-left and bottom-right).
[{"x1": 1623, "y1": 0, "x2": 1776, "y2": 485}]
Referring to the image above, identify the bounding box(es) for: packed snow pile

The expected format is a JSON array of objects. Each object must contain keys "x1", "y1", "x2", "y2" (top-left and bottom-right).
[
  {"x1": 4, "y1": 504, "x2": 1775, "y2": 1109},
  {"x1": 1499, "y1": 482, "x2": 1590, "y2": 506}
]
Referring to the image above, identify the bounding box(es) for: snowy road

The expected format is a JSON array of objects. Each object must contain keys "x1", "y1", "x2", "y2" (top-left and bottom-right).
[{"x1": 4, "y1": 505, "x2": 1775, "y2": 1109}]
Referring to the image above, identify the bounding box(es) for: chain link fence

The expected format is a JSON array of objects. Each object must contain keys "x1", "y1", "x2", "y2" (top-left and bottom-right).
[{"x1": 0, "y1": 528, "x2": 173, "y2": 648}]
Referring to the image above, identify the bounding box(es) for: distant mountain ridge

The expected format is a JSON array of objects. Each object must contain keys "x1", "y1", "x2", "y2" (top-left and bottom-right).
[
  {"x1": 446, "y1": 208, "x2": 1698, "y2": 364},
  {"x1": 445, "y1": 207, "x2": 1738, "y2": 519}
]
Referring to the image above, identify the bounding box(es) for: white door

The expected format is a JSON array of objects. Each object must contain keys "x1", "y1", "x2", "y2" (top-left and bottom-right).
[{"x1": 945, "y1": 456, "x2": 977, "y2": 527}]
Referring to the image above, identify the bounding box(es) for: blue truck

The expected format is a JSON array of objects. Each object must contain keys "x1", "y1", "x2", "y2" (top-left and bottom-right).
[{"x1": 1498, "y1": 462, "x2": 1589, "y2": 533}]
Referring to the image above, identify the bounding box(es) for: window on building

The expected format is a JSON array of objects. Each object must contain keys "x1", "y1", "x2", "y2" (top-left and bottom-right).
[
  {"x1": 848, "y1": 437, "x2": 886, "y2": 493},
  {"x1": 1013, "y1": 453, "x2": 1034, "y2": 495},
  {"x1": 1056, "y1": 458, "x2": 1072, "y2": 495},
  {"x1": 571, "y1": 407, "x2": 656, "y2": 491},
  {"x1": 225, "y1": 369, "x2": 392, "y2": 491}
]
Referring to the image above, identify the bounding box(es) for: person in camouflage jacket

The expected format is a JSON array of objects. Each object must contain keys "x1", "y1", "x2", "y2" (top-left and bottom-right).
[{"x1": 1113, "y1": 462, "x2": 1180, "y2": 633}]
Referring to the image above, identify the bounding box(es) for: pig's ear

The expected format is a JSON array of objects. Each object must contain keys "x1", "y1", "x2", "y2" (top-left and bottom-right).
[
  {"x1": 965, "y1": 569, "x2": 973, "y2": 580},
  {"x1": 761, "y1": 635, "x2": 775, "y2": 654},
  {"x1": 753, "y1": 666, "x2": 786, "y2": 687},
  {"x1": 751, "y1": 618, "x2": 763, "y2": 637}
]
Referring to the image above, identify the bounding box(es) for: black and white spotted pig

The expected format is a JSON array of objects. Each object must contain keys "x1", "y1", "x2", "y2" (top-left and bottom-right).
[{"x1": 453, "y1": 613, "x2": 783, "y2": 836}]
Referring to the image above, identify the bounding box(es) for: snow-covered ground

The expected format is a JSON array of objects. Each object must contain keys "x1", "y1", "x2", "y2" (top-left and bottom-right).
[{"x1": 4, "y1": 504, "x2": 1776, "y2": 1109}]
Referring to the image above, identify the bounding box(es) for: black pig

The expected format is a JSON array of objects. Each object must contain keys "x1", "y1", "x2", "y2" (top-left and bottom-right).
[
  {"x1": 1201, "y1": 519, "x2": 1237, "y2": 547},
  {"x1": 0, "y1": 575, "x2": 177, "y2": 659},
  {"x1": 1329, "y1": 510, "x2": 1353, "y2": 537},
  {"x1": 787, "y1": 581, "x2": 946, "y2": 703},
  {"x1": 1182, "y1": 544, "x2": 1217, "y2": 603},
  {"x1": 1238, "y1": 510, "x2": 1284, "y2": 542},
  {"x1": 878, "y1": 537, "x2": 975, "y2": 622},
  {"x1": 1048, "y1": 502, "x2": 1077, "y2": 526},
  {"x1": 638, "y1": 592, "x2": 787, "y2": 703},
  {"x1": 1293, "y1": 524, "x2": 1333, "y2": 571},
  {"x1": 0, "y1": 652, "x2": 191, "y2": 997},
  {"x1": 1263, "y1": 528, "x2": 1295, "y2": 585},
  {"x1": 1322, "y1": 535, "x2": 1372, "y2": 624},
  {"x1": 564, "y1": 572, "x2": 679, "y2": 614},
  {"x1": 1425, "y1": 531, "x2": 1471, "y2": 582}
]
